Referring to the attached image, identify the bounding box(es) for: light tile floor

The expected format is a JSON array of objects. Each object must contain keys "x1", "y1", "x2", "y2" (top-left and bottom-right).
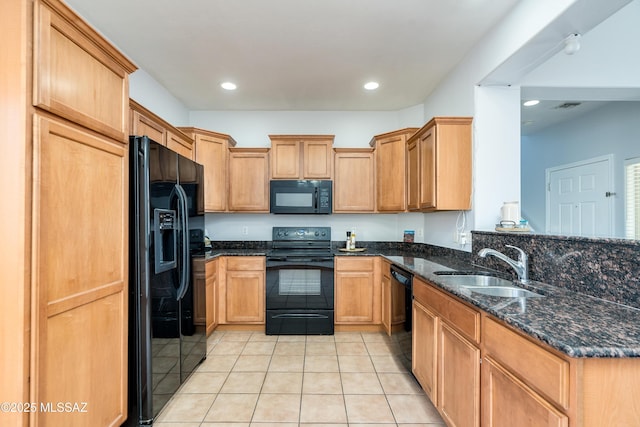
[{"x1": 155, "y1": 331, "x2": 446, "y2": 427}]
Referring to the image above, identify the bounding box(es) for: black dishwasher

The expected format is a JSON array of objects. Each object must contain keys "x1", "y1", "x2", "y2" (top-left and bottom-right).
[{"x1": 389, "y1": 264, "x2": 413, "y2": 370}]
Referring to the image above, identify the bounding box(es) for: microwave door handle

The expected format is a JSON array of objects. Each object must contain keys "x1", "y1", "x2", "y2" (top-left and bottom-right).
[{"x1": 314, "y1": 187, "x2": 318, "y2": 210}]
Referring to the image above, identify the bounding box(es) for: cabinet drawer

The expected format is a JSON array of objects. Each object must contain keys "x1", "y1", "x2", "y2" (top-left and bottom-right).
[
  {"x1": 226, "y1": 256, "x2": 265, "y2": 271},
  {"x1": 336, "y1": 256, "x2": 374, "y2": 271},
  {"x1": 413, "y1": 278, "x2": 479, "y2": 343},
  {"x1": 483, "y1": 316, "x2": 570, "y2": 409}
]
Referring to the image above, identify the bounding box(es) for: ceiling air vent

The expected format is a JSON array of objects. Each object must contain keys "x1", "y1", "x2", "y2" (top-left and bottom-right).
[{"x1": 554, "y1": 102, "x2": 582, "y2": 109}]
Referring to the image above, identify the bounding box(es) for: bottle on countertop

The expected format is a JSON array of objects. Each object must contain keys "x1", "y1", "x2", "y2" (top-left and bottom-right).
[
  {"x1": 350, "y1": 230, "x2": 356, "y2": 250},
  {"x1": 346, "y1": 231, "x2": 352, "y2": 249}
]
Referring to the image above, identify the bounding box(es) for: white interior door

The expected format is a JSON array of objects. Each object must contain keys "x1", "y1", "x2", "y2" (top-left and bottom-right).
[{"x1": 546, "y1": 155, "x2": 614, "y2": 237}]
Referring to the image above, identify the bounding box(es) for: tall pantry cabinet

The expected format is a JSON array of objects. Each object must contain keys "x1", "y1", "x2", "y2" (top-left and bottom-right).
[{"x1": 1, "y1": 1, "x2": 137, "y2": 426}]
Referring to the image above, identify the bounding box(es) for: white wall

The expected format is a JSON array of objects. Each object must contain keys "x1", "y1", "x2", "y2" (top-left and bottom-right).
[
  {"x1": 129, "y1": 69, "x2": 190, "y2": 126},
  {"x1": 189, "y1": 106, "x2": 424, "y2": 148},
  {"x1": 521, "y1": 101, "x2": 640, "y2": 237},
  {"x1": 205, "y1": 212, "x2": 427, "y2": 243}
]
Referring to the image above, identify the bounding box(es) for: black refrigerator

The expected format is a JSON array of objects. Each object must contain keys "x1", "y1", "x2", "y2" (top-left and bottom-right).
[{"x1": 125, "y1": 136, "x2": 207, "y2": 426}]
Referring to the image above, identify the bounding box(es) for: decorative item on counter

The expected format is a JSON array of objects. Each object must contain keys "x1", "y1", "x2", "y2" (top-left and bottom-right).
[
  {"x1": 495, "y1": 201, "x2": 530, "y2": 232},
  {"x1": 339, "y1": 229, "x2": 366, "y2": 251},
  {"x1": 403, "y1": 230, "x2": 415, "y2": 243}
]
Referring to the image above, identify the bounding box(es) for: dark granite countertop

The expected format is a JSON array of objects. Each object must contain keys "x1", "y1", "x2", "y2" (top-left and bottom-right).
[
  {"x1": 384, "y1": 255, "x2": 640, "y2": 359},
  {"x1": 196, "y1": 246, "x2": 640, "y2": 358}
]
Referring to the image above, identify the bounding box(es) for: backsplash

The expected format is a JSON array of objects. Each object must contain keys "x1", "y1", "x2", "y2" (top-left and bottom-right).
[{"x1": 471, "y1": 231, "x2": 640, "y2": 309}]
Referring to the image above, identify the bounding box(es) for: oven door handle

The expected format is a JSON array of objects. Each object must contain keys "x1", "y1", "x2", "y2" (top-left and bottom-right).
[{"x1": 272, "y1": 313, "x2": 329, "y2": 319}]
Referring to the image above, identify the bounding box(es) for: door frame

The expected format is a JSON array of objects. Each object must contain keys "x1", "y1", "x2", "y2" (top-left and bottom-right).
[{"x1": 545, "y1": 154, "x2": 615, "y2": 236}]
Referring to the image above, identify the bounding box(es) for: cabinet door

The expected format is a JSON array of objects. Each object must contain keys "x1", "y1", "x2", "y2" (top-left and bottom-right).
[
  {"x1": 33, "y1": 0, "x2": 133, "y2": 141},
  {"x1": 439, "y1": 322, "x2": 480, "y2": 427},
  {"x1": 195, "y1": 134, "x2": 229, "y2": 211},
  {"x1": 271, "y1": 140, "x2": 300, "y2": 179},
  {"x1": 419, "y1": 126, "x2": 436, "y2": 209},
  {"x1": 167, "y1": 130, "x2": 194, "y2": 160},
  {"x1": 407, "y1": 140, "x2": 420, "y2": 211},
  {"x1": 228, "y1": 149, "x2": 270, "y2": 211},
  {"x1": 381, "y1": 266, "x2": 392, "y2": 335},
  {"x1": 131, "y1": 109, "x2": 166, "y2": 145},
  {"x1": 303, "y1": 140, "x2": 333, "y2": 179},
  {"x1": 482, "y1": 357, "x2": 568, "y2": 427},
  {"x1": 335, "y1": 271, "x2": 375, "y2": 323},
  {"x1": 206, "y1": 260, "x2": 217, "y2": 335},
  {"x1": 375, "y1": 134, "x2": 407, "y2": 211},
  {"x1": 32, "y1": 115, "x2": 128, "y2": 426},
  {"x1": 333, "y1": 149, "x2": 375, "y2": 212},
  {"x1": 192, "y1": 259, "x2": 206, "y2": 326},
  {"x1": 225, "y1": 270, "x2": 265, "y2": 323},
  {"x1": 412, "y1": 300, "x2": 438, "y2": 404}
]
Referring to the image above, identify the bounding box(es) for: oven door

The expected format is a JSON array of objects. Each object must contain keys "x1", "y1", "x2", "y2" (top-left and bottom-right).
[
  {"x1": 265, "y1": 257, "x2": 334, "y2": 335},
  {"x1": 266, "y1": 257, "x2": 334, "y2": 310}
]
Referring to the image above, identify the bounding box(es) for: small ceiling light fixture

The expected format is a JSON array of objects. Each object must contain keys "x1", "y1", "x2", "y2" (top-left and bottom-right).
[
  {"x1": 563, "y1": 33, "x2": 581, "y2": 55},
  {"x1": 364, "y1": 81, "x2": 379, "y2": 90},
  {"x1": 221, "y1": 81, "x2": 237, "y2": 90},
  {"x1": 523, "y1": 100, "x2": 540, "y2": 107}
]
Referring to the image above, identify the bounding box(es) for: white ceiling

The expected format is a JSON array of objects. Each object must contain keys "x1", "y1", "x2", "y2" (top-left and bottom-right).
[{"x1": 63, "y1": 0, "x2": 519, "y2": 111}]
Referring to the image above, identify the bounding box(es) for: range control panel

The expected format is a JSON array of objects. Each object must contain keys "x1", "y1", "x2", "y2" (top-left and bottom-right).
[{"x1": 272, "y1": 226, "x2": 331, "y2": 241}]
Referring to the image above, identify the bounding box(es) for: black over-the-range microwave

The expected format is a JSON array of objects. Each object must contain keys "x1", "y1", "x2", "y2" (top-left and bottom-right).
[{"x1": 269, "y1": 180, "x2": 332, "y2": 214}]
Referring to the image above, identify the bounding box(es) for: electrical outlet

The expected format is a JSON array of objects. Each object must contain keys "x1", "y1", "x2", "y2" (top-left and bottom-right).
[
  {"x1": 417, "y1": 228, "x2": 424, "y2": 237},
  {"x1": 453, "y1": 231, "x2": 459, "y2": 243},
  {"x1": 242, "y1": 226, "x2": 248, "y2": 235},
  {"x1": 459, "y1": 232, "x2": 468, "y2": 245}
]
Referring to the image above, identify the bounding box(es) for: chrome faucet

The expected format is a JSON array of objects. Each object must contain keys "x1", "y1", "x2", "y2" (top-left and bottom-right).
[{"x1": 478, "y1": 245, "x2": 529, "y2": 284}]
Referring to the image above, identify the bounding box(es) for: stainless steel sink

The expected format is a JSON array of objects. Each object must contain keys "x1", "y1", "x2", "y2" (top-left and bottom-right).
[
  {"x1": 435, "y1": 274, "x2": 515, "y2": 288},
  {"x1": 466, "y1": 286, "x2": 542, "y2": 298},
  {"x1": 434, "y1": 273, "x2": 543, "y2": 298}
]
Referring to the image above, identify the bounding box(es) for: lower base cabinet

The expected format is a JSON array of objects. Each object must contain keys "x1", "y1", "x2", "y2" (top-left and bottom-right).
[
  {"x1": 413, "y1": 277, "x2": 480, "y2": 427},
  {"x1": 335, "y1": 257, "x2": 381, "y2": 325},
  {"x1": 482, "y1": 356, "x2": 567, "y2": 427},
  {"x1": 414, "y1": 277, "x2": 640, "y2": 427},
  {"x1": 219, "y1": 256, "x2": 265, "y2": 324}
]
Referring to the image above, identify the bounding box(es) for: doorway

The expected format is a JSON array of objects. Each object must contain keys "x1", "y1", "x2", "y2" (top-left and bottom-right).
[{"x1": 546, "y1": 155, "x2": 614, "y2": 237}]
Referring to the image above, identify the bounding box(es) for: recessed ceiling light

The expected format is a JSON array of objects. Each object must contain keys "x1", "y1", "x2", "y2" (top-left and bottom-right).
[
  {"x1": 523, "y1": 100, "x2": 540, "y2": 107},
  {"x1": 364, "y1": 81, "x2": 379, "y2": 90},
  {"x1": 221, "y1": 82, "x2": 237, "y2": 91}
]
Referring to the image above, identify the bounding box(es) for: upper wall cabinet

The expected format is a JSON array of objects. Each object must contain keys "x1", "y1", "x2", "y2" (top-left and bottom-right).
[
  {"x1": 407, "y1": 117, "x2": 472, "y2": 212},
  {"x1": 129, "y1": 99, "x2": 195, "y2": 159},
  {"x1": 269, "y1": 135, "x2": 334, "y2": 180},
  {"x1": 370, "y1": 128, "x2": 418, "y2": 212},
  {"x1": 333, "y1": 148, "x2": 375, "y2": 212},
  {"x1": 228, "y1": 148, "x2": 270, "y2": 212},
  {"x1": 179, "y1": 127, "x2": 237, "y2": 212},
  {"x1": 33, "y1": 0, "x2": 136, "y2": 142}
]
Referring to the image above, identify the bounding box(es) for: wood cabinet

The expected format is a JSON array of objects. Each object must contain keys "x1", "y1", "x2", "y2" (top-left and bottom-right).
[
  {"x1": 335, "y1": 257, "x2": 381, "y2": 325},
  {"x1": 269, "y1": 134, "x2": 334, "y2": 179},
  {"x1": 180, "y1": 127, "x2": 237, "y2": 212},
  {"x1": 228, "y1": 148, "x2": 270, "y2": 212},
  {"x1": 413, "y1": 276, "x2": 481, "y2": 427},
  {"x1": 23, "y1": 1, "x2": 137, "y2": 425},
  {"x1": 333, "y1": 148, "x2": 375, "y2": 212},
  {"x1": 381, "y1": 260, "x2": 407, "y2": 336},
  {"x1": 407, "y1": 117, "x2": 472, "y2": 211},
  {"x1": 33, "y1": 0, "x2": 131, "y2": 142},
  {"x1": 413, "y1": 299, "x2": 439, "y2": 403},
  {"x1": 370, "y1": 128, "x2": 418, "y2": 212},
  {"x1": 129, "y1": 99, "x2": 195, "y2": 159},
  {"x1": 219, "y1": 257, "x2": 265, "y2": 324},
  {"x1": 193, "y1": 258, "x2": 218, "y2": 336}
]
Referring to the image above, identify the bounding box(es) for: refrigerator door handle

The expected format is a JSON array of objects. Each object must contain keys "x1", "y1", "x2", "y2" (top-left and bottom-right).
[{"x1": 174, "y1": 184, "x2": 190, "y2": 301}]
